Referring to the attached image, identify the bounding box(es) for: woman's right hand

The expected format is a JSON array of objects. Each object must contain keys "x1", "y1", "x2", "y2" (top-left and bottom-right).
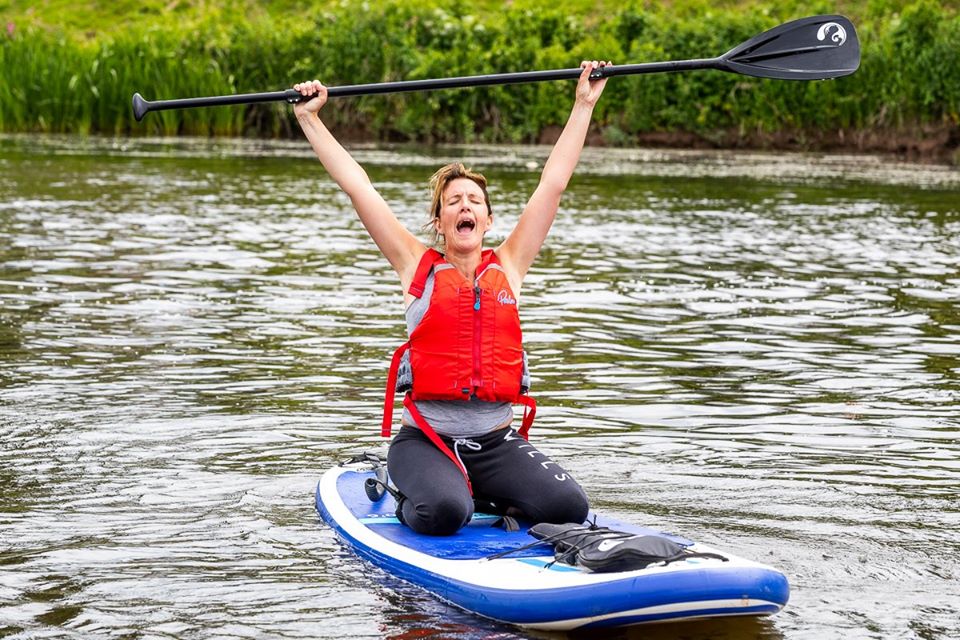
[
  {"x1": 292, "y1": 80, "x2": 328, "y2": 119},
  {"x1": 574, "y1": 60, "x2": 611, "y2": 108}
]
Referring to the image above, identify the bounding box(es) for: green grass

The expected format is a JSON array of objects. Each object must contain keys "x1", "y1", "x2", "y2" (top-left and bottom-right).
[{"x1": 2, "y1": 0, "x2": 959, "y2": 153}]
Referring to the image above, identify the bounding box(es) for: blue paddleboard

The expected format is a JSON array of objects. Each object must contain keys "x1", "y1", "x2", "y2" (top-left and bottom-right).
[{"x1": 315, "y1": 458, "x2": 789, "y2": 630}]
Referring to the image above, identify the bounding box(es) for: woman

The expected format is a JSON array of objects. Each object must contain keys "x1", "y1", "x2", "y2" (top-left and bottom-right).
[{"x1": 294, "y1": 60, "x2": 610, "y2": 536}]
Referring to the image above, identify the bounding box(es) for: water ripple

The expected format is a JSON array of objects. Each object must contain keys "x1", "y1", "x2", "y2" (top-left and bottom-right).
[{"x1": 1, "y1": 137, "x2": 958, "y2": 639}]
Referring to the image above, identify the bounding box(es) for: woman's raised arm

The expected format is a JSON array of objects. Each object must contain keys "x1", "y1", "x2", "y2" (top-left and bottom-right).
[
  {"x1": 496, "y1": 61, "x2": 610, "y2": 292},
  {"x1": 293, "y1": 80, "x2": 425, "y2": 283}
]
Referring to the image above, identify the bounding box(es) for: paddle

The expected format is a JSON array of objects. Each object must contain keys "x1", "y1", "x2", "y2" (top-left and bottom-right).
[{"x1": 132, "y1": 14, "x2": 859, "y2": 122}]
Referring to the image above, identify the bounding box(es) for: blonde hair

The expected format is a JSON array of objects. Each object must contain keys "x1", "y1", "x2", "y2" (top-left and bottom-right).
[{"x1": 423, "y1": 163, "x2": 492, "y2": 248}]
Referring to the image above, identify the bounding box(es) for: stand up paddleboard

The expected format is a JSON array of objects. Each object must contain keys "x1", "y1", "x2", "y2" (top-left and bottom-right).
[{"x1": 315, "y1": 456, "x2": 789, "y2": 630}]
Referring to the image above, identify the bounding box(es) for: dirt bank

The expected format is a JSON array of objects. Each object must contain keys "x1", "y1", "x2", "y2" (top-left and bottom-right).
[{"x1": 571, "y1": 124, "x2": 960, "y2": 165}]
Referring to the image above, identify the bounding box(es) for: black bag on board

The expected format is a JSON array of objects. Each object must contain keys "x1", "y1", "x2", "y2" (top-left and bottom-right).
[{"x1": 528, "y1": 522, "x2": 728, "y2": 573}]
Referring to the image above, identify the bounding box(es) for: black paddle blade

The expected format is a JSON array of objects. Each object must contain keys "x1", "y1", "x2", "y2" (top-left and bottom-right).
[{"x1": 720, "y1": 15, "x2": 859, "y2": 80}]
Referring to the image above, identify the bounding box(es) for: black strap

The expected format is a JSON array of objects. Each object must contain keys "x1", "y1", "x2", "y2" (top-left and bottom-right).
[
  {"x1": 343, "y1": 452, "x2": 387, "y2": 467},
  {"x1": 485, "y1": 525, "x2": 605, "y2": 560},
  {"x1": 491, "y1": 516, "x2": 520, "y2": 532}
]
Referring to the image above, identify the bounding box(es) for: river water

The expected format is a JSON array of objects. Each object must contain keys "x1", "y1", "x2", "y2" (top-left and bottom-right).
[{"x1": 1, "y1": 134, "x2": 958, "y2": 639}]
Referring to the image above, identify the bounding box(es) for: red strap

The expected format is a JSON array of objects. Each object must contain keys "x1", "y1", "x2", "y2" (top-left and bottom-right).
[
  {"x1": 382, "y1": 342, "x2": 410, "y2": 437},
  {"x1": 384, "y1": 344, "x2": 537, "y2": 442},
  {"x1": 477, "y1": 248, "x2": 497, "y2": 272},
  {"x1": 516, "y1": 395, "x2": 536, "y2": 440},
  {"x1": 408, "y1": 248, "x2": 443, "y2": 298},
  {"x1": 403, "y1": 394, "x2": 473, "y2": 495}
]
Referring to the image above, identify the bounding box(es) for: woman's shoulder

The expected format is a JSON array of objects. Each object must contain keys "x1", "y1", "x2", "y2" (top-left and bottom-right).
[
  {"x1": 490, "y1": 246, "x2": 523, "y2": 298},
  {"x1": 399, "y1": 244, "x2": 435, "y2": 294}
]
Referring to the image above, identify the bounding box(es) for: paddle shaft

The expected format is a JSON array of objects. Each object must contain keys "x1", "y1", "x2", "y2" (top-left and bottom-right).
[
  {"x1": 132, "y1": 58, "x2": 718, "y2": 120},
  {"x1": 132, "y1": 14, "x2": 860, "y2": 121}
]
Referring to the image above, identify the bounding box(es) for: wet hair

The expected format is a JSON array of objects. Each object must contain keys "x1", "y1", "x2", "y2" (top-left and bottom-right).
[{"x1": 423, "y1": 162, "x2": 492, "y2": 248}]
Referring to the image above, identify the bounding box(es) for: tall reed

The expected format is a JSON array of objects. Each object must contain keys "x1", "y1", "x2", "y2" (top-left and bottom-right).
[{"x1": 1, "y1": 0, "x2": 957, "y2": 149}]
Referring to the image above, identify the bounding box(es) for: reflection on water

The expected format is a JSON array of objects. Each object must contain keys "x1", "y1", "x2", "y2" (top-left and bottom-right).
[{"x1": 1, "y1": 134, "x2": 958, "y2": 639}]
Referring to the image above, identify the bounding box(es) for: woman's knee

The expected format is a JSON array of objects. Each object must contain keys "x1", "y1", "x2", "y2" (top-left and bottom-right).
[
  {"x1": 528, "y1": 484, "x2": 590, "y2": 525},
  {"x1": 401, "y1": 494, "x2": 473, "y2": 536}
]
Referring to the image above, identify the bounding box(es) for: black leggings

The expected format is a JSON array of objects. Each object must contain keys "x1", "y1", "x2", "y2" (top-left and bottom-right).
[{"x1": 387, "y1": 426, "x2": 589, "y2": 536}]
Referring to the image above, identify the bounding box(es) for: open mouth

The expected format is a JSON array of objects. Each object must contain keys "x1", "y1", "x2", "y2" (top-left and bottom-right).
[{"x1": 456, "y1": 219, "x2": 476, "y2": 234}]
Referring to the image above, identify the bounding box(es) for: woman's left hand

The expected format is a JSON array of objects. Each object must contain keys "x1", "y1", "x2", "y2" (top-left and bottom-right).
[{"x1": 575, "y1": 60, "x2": 612, "y2": 107}]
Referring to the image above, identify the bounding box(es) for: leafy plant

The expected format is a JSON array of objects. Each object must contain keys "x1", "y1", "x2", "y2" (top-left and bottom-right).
[{"x1": 1, "y1": 0, "x2": 957, "y2": 148}]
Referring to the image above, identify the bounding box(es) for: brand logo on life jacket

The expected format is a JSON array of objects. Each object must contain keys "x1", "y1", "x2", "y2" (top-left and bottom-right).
[{"x1": 497, "y1": 289, "x2": 516, "y2": 306}]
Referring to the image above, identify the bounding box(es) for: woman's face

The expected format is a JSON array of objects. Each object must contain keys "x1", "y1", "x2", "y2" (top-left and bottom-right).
[{"x1": 436, "y1": 177, "x2": 491, "y2": 253}]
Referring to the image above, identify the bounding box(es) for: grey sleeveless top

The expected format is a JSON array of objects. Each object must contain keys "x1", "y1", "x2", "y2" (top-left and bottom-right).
[{"x1": 400, "y1": 269, "x2": 514, "y2": 438}]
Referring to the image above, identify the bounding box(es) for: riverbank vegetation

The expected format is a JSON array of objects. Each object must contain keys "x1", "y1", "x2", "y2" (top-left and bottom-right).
[{"x1": 2, "y1": 0, "x2": 958, "y2": 159}]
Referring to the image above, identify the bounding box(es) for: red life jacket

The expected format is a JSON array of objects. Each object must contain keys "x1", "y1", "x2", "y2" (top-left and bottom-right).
[{"x1": 382, "y1": 249, "x2": 536, "y2": 491}]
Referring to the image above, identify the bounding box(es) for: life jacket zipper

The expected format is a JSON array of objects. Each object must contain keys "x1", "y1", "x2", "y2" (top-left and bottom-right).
[
  {"x1": 472, "y1": 283, "x2": 482, "y2": 391},
  {"x1": 470, "y1": 262, "x2": 501, "y2": 394}
]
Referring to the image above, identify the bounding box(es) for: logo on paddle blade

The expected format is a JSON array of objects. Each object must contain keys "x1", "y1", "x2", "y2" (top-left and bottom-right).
[{"x1": 817, "y1": 22, "x2": 847, "y2": 46}]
